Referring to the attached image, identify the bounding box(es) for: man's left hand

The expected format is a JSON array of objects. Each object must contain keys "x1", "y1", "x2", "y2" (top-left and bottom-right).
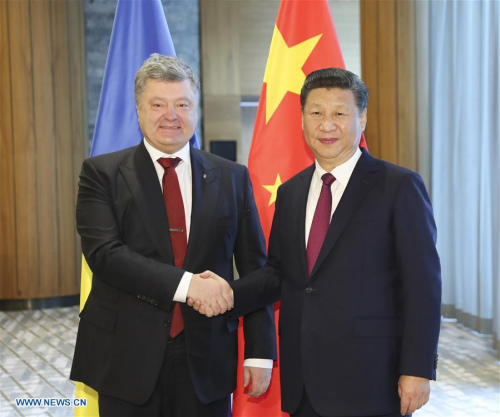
[
  {"x1": 398, "y1": 375, "x2": 430, "y2": 415},
  {"x1": 243, "y1": 366, "x2": 272, "y2": 398}
]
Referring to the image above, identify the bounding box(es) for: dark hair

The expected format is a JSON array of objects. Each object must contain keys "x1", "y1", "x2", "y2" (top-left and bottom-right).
[
  {"x1": 135, "y1": 53, "x2": 200, "y2": 104},
  {"x1": 300, "y1": 68, "x2": 369, "y2": 112}
]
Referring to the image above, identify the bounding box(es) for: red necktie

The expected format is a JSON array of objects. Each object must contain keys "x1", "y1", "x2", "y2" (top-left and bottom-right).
[
  {"x1": 158, "y1": 157, "x2": 186, "y2": 338},
  {"x1": 306, "y1": 173, "x2": 336, "y2": 276}
]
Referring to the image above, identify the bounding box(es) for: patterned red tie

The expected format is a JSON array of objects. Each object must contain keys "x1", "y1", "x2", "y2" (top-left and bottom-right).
[
  {"x1": 306, "y1": 173, "x2": 336, "y2": 276},
  {"x1": 158, "y1": 157, "x2": 186, "y2": 338}
]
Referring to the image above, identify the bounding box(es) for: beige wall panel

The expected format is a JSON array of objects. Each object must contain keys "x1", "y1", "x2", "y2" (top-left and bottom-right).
[
  {"x1": 201, "y1": 0, "x2": 240, "y2": 96},
  {"x1": 203, "y1": 95, "x2": 242, "y2": 140},
  {"x1": 239, "y1": 1, "x2": 279, "y2": 96},
  {"x1": 31, "y1": 0, "x2": 59, "y2": 296},
  {"x1": 9, "y1": 0, "x2": 40, "y2": 298},
  {"x1": 0, "y1": 0, "x2": 18, "y2": 298}
]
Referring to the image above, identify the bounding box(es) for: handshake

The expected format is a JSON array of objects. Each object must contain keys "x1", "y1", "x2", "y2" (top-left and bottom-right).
[{"x1": 186, "y1": 271, "x2": 233, "y2": 317}]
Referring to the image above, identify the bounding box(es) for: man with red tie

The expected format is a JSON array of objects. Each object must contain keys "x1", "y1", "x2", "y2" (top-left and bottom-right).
[
  {"x1": 70, "y1": 54, "x2": 276, "y2": 416},
  {"x1": 196, "y1": 68, "x2": 441, "y2": 417}
]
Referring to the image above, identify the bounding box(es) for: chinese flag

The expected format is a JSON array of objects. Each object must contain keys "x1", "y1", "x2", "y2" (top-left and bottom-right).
[{"x1": 232, "y1": 1, "x2": 366, "y2": 416}]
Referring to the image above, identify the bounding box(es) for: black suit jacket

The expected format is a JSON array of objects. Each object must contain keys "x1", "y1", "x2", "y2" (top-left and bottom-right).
[
  {"x1": 231, "y1": 149, "x2": 441, "y2": 416},
  {"x1": 70, "y1": 143, "x2": 276, "y2": 405}
]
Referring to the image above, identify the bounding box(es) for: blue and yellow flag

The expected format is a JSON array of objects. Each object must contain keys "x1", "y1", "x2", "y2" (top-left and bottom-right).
[{"x1": 76, "y1": 1, "x2": 197, "y2": 415}]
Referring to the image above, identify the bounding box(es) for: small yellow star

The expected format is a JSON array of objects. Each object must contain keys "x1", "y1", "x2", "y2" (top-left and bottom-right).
[
  {"x1": 263, "y1": 174, "x2": 282, "y2": 206},
  {"x1": 264, "y1": 26, "x2": 322, "y2": 123}
]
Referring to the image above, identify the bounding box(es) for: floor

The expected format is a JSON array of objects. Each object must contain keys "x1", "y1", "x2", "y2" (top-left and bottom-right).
[{"x1": 0, "y1": 307, "x2": 499, "y2": 417}]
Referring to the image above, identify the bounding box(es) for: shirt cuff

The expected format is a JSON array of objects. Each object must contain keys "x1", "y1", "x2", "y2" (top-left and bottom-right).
[
  {"x1": 173, "y1": 272, "x2": 193, "y2": 302},
  {"x1": 243, "y1": 359, "x2": 273, "y2": 369}
]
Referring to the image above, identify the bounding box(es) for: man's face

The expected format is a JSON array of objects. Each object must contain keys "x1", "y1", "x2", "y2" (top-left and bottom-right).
[
  {"x1": 136, "y1": 79, "x2": 198, "y2": 154},
  {"x1": 302, "y1": 87, "x2": 367, "y2": 171}
]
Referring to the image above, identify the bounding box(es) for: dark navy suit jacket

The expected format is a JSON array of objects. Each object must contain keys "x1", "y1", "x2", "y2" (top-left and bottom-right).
[{"x1": 231, "y1": 149, "x2": 441, "y2": 416}]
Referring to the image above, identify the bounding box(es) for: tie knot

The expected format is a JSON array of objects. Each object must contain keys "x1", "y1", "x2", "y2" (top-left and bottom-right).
[
  {"x1": 158, "y1": 157, "x2": 182, "y2": 170},
  {"x1": 321, "y1": 173, "x2": 335, "y2": 187}
]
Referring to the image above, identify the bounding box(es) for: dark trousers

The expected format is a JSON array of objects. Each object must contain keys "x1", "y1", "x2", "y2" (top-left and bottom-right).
[
  {"x1": 98, "y1": 333, "x2": 230, "y2": 417},
  {"x1": 292, "y1": 389, "x2": 410, "y2": 417}
]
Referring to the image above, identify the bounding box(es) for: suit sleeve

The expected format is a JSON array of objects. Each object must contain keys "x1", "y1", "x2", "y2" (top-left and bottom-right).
[
  {"x1": 230, "y1": 183, "x2": 282, "y2": 320},
  {"x1": 233, "y1": 167, "x2": 278, "y2": 360},
  {"x1": 77, "y1": 158, "x2": 183, "y2": 312},
  {"x1": 393, "y1": 172, "x2": 441, "y2": 380}
]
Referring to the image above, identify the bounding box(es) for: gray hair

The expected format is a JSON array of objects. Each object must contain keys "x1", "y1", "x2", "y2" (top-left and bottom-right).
[
  {"x1": 134, "y1": 53, "x2": 200, "y2": 103},
  {"x1": 300, "y1": 68, "x2": 369, "y2": 113}
]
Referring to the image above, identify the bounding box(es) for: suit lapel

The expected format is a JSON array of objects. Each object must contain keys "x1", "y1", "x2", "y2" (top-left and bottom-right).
[
  {"x1": 119, "y1": 143, "x2": 173, "y2": 263},
  {"x1": 309, "y1": 150, "x2": 382, "y2": 278},
  {"x1": 292, "y1": 165, "x2": 315, "y2": 278},
  {"x1": 184, "y1": 148, "x2": 221, "y2": 268}
]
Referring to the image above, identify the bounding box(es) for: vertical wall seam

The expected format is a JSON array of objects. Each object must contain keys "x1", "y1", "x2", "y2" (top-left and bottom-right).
[
  {"x1": 28, "y1": 0, "x2": 42, "y2": 294},
  {"x1": 6, "y1": 1, "x2": 20, "y2": 296}
]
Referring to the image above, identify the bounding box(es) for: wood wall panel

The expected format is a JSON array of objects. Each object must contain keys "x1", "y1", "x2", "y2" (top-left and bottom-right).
[
  {"x1": 67, "y1": 0, "x2": 87, "y2": 290},
  {"x1": 415, "y1": 1, "x2": 431, "y2": 188},
  {"x1": 51, "y1": 0, "x2": 76, "y2": 295},
  {"x1": 9, "y1": 0, "x2": 39, "y2": 297},
  {"x1": 0, "y1": 0, "x2": 86, "y2": 301},
  {"x1": 32, "y1": 0, "x2": 58, "y2": 296},
  {"x1": 360, "y1": 0, "x2": 380, "y2": 157},
  {"x1": 396, "y1": 0, "x2": 417, "y2": 170},
  {"x1": 377, "y1": 0, "x2": 398, "y2": 163},
  {"x1": 361, "y1": 0, "x2": 419, "y2": 171},
  {"x1": 0, "y1": 0, "x2": 18, "y2": 298}
]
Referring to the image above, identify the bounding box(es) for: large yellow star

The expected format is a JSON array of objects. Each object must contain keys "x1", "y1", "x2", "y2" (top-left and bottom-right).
[
  {"x1": 264, "y1": 26, "x2": 322, "y2": 123},
  {"x1": 263, "y1": 174, "x2": 283, "y2": 206}
]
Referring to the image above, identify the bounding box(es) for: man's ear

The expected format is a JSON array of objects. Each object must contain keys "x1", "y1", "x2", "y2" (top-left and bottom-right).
[{"x1": 360, "y1": 108, "x2": 367, "y2": 131}]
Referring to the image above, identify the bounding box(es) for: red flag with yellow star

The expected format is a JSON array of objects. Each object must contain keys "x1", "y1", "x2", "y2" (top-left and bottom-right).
[{"x1": 233, "y1": 1, "x2": 367, "y2": 416}]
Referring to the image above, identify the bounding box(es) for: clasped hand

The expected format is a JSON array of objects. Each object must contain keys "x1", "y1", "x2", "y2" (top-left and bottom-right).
[{"x1": 186, "y1": 271, "x2": 232, "y2": 317}]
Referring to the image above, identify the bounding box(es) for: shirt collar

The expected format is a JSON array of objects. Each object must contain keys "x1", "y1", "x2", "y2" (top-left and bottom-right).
[
  {"x1": 143, "y1": 138, "x2": 191, "y2": 166},
  {"x1": 314, "y1": 147, "x2": 362, "y2": 188}
]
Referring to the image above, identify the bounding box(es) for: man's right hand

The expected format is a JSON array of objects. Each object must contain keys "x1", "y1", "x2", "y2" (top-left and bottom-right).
[{"x1": 186, "y1": 271, "x2": 233, "y2": 317}]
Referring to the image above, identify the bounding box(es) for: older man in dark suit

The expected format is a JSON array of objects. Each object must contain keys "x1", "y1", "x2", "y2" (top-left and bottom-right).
[
  {"x1": 195, "y1": 68, "x2": 441, "y2": 417},
  {"x1": 70, "y1": 54, "x2": 276, "y2": 417}
]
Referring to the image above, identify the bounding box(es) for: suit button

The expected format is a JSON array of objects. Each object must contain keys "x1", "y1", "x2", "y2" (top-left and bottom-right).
[{"x1": 305, "y1": 287, "x2": 313, "y2": 293}]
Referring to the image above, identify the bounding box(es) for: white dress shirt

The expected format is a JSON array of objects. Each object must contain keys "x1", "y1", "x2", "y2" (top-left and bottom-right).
[
  {"x1": 144, "y1": 139, "x2": 271, "y2": 369},
  {"x1": 305, "y1": 148, "x2": 362, "y2": 246},
  {"x1": 144, "y1": 139, "x2": 193, "y2": 302}
]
